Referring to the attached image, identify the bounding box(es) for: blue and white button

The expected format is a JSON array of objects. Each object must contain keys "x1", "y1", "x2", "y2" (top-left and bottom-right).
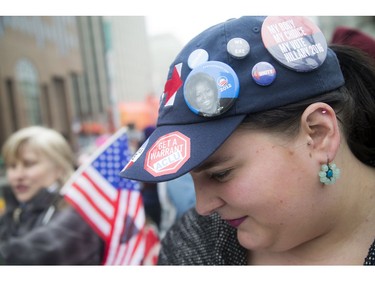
[
  {"x1": 184, "y1": 61, "x2": 240, "y2": 117},
  {"x1": 251, "y1": 62, "x2": 276, "y2": 86}
]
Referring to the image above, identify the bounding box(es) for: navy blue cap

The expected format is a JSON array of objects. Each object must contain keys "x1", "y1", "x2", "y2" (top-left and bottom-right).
[{"x1": 120, "y1": 16, "x2": 345, "y2": 183}]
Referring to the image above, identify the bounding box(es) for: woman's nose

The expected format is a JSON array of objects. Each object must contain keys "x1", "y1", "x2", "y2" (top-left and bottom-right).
[
  {"x1": 194, "y1": 183, "x2": 224, "y2": 216},
  {"x1": 7, "y1": 164, "x2": 24, "y2": 180}
]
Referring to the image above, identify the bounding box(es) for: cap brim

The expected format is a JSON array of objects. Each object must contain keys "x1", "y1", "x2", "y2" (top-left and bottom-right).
[{"x1": 120, "y1": 115, "x2": 246, "y2": 183}]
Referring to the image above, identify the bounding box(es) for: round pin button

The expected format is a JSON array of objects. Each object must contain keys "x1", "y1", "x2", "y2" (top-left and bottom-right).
[
  {"x1": 261, "y1": 16, "x2": 328, "y2": 72},
  {"x1": 184, "y1": 61, "x2": 240, "y2": 117},
  {"x1": 188, "y1": 49, "x2": 209, "y2": 69},
  {"x1": 227, "y1": 38, "x2": 250, "y2": 59},
  {"x1": 251, "y1": 62, "x2": 276, "y2": 86}
]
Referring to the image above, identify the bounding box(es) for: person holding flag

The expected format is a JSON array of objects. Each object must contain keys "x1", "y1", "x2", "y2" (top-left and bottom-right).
[
  {"x1": 62, "y1": 126, "x2": 160, "y2": 265},
  {"x1": 0, "y1": 126, "x2": 104, "y2": 264},
  {"x1": 0, "y1": 125, "x2": 159, "y2": 265}
]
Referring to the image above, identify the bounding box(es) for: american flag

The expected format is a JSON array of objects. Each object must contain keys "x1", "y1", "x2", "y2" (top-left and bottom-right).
[{"x1": 61, "y1": 127, "x2": 157, "y2": 265}]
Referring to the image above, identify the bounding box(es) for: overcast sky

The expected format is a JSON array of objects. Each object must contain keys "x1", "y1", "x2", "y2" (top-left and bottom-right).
[
  {"x1": 145, "y1": 15, "x2": 239, "y2": 45},
  {"x1": 7, "y1": 0, "x2": 369, "y2": 16},
  {"x1": 5, "y1": 0, "x2": 371, "y2": 46}
]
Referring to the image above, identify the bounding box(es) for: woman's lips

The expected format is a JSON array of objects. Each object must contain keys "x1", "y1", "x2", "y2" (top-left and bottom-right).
[
  {"x1": 14, "y1": 185, "x2": 28, "y2": 193},
  {"x1": 225, "y1": 216, "x2": 247, "y2": 228}
]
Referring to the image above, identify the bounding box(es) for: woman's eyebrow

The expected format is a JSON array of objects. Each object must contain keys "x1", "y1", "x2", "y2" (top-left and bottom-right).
[{"x1": 192, "y1": 155, "x2": 232, "y2": 173}]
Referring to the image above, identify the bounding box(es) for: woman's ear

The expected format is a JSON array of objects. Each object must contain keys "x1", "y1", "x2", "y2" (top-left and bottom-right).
[{"x1": 300, "y1": 102, "x2": 341, "y2": 163}]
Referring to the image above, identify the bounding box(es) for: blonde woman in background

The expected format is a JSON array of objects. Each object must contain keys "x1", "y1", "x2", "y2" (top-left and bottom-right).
[{"x1": 0, "y1": 126, "x2": 104, "y2": 265}]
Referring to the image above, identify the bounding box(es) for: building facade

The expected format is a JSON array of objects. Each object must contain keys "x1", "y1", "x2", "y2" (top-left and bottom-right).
[
  {"x1": 0, "y1": 16, "x2": 156, "y2": 157},
  {"x1": 0, "y1": 16, "x2": 83, "y2": 151}
]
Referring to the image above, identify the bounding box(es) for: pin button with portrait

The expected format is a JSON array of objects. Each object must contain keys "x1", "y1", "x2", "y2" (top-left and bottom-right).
[{"x1": 183, "y1": 61, "x2": 240, "y2": 117}]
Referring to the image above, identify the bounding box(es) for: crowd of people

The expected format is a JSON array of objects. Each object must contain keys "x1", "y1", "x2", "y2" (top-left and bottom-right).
[
  {"x1": 1, "y1": 16, "x2": 375, "y2": 266},
  {"x1": 0, "y1": 125, "x2": 195, "y2": 265}
]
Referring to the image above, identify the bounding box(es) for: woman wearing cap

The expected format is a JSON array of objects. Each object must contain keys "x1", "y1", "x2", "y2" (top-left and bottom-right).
[
  {"x1": 0, "y1": 126, "x2": 104, "y2": 264},
  {"x1": 120, "y1": 16, "x2": 375, "y2": 265}
]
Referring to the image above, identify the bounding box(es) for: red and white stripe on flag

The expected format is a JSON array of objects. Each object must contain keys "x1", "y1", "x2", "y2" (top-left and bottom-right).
[
  {"x1": 61, "y1": 127, "x2": 156, "y2": 265},
  {"x1": 141, "y1": 224, "x2": 161, "y2": 265},
  {"x1": 104, "y1": 188, "x2": 146, "y2": 265}
]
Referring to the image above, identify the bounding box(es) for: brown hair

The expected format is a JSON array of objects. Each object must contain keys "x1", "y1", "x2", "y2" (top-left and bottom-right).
[{"x1": 240, "y1": 45, "x2": 375, "y2": 167}]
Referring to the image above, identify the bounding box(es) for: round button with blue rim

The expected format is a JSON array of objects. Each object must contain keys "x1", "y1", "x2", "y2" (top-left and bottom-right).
[
  {"x1": 184, "y1": 61, "x2": 240, "y2": 117},
  {"x1": 251, "y1": 62, "x2": 277, "y2": 86}
]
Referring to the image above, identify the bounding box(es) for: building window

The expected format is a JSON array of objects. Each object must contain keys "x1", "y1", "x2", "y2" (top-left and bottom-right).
[
  {"x1": 15, "y1": 59, "x2": 42, "y2": 125},
  {"x1": 5, "y1": 79, "x2": 19, "y2": 131}
]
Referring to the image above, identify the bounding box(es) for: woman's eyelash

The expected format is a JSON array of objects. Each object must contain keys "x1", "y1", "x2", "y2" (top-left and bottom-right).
[{"x1": 210, "y1": 170, "x2": 231, "y2": 181}]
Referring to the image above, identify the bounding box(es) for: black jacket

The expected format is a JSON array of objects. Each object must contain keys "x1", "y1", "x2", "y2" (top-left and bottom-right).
[
  {"x1": 158, "y1": 208, "x2": 375, "y2": 265},
  {"x1": 0, "y1": 186, "x2": 104, "y2": 265}
]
